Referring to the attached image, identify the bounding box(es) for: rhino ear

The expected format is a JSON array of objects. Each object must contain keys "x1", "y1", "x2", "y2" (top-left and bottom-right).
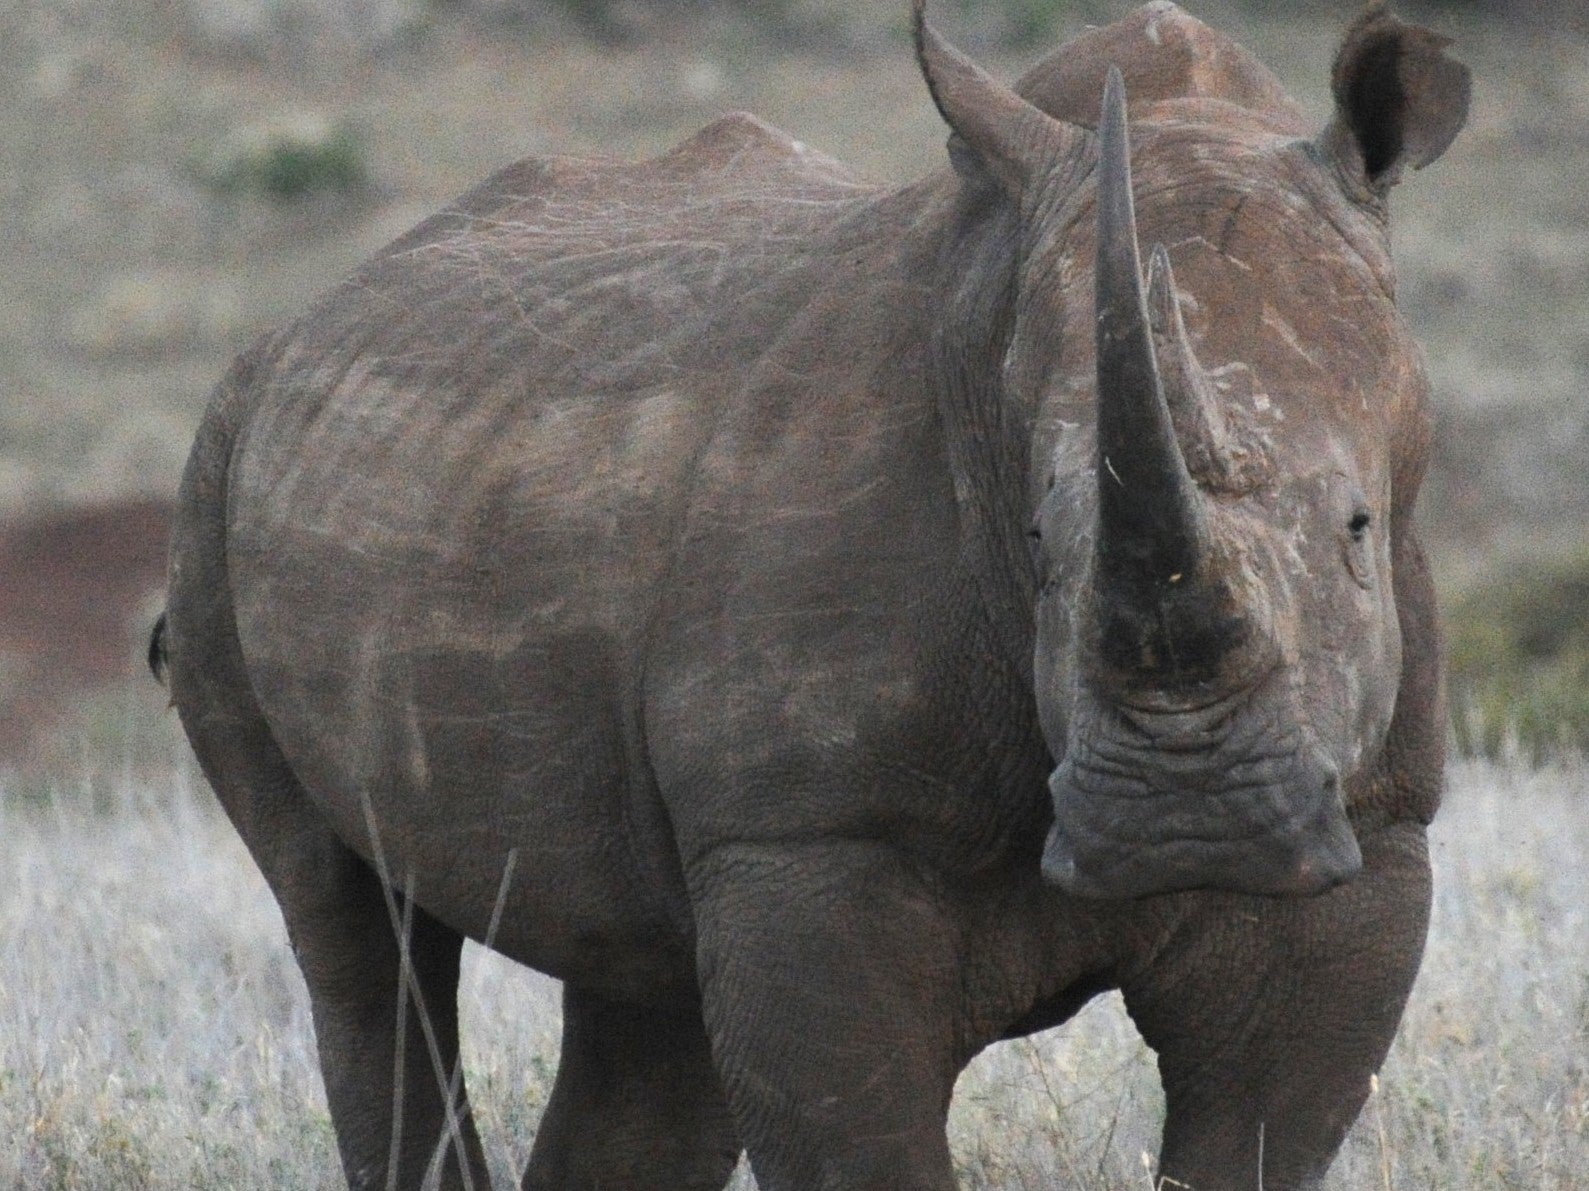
[
  {"x1": 912, "y1": 0, "x2": 1083, "y2": 199},
  {"x1": 1322, "y1": 4, "x2": 1470, "y2": 194}
]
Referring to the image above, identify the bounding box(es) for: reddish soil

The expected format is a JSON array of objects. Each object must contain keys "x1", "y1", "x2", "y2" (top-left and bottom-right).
[{"x1": 0, "y1": 497, "x2": 171, "y2": 766}]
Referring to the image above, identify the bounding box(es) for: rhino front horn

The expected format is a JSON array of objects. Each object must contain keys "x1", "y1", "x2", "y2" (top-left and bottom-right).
[{"x1": 1093, "y1": 66, "x2": 1208, "y2": 600}]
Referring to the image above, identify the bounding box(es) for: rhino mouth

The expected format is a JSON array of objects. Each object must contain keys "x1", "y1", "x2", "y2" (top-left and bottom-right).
[{"x1": 1039, "y1": 695, "x2": 1363, "y2": 899}]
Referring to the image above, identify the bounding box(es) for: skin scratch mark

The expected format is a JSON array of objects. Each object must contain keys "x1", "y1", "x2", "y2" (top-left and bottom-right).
[
  {"x1": 1218, "y1": 194, "x2": 1249, "y2": 254},
  {"x1": 1261, "y1": 303, "x2": 1324, "y2": 372},
  {"x1": 1169, "y1": 234, "x2": 1251, "y2": 273}
]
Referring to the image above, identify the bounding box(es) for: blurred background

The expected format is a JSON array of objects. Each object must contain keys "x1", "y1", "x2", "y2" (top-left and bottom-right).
[{"x1": 1, "y1": 0, "x2": 1586, "y2": 777}]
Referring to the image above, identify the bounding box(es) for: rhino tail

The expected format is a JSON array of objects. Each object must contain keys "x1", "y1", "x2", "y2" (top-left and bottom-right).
[{"x1": 148, "y1": 610, "x2": 169, "y2": 687}]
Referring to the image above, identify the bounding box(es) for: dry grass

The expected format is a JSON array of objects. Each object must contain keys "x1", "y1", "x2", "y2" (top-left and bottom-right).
[{"x1": 3, "y1": 747, "x2": 1586, "y2": 1188}]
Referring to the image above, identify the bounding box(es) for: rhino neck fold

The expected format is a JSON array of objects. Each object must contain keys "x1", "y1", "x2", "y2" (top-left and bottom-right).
[{"x1": 918, "y1": 174, "x2": 1051, "y2": 631}]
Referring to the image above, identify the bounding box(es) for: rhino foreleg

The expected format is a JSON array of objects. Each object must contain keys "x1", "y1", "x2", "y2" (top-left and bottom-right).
[
  {"x1": 521, "y1": 985, "x2": 740, "y2": 1190},
  {"x1": 1121, "y1": 821, "x2": 1432, "y2": 1190},
  {"x1": 691, "y1": 839, "x2": 964, "y2": 1191}
]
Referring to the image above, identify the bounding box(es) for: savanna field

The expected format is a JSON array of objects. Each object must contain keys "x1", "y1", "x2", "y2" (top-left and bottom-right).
[
  {"x1": 5, "y1": 760, "x2": 1589, "y2": 1187},
  {"x1": 3, "y1": 0, "x2": 1589, "y2": 1186}
]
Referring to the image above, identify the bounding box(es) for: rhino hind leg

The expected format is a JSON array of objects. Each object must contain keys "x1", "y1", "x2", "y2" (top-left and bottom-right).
[
  {"x1": 176, "y1": 666, "x2": 490, "y2": 1188},
  {"x1": 521, "y1": 985, "x2": 740, "y2": 1190},
  {"x1": 165, "y1": 399, "x2": 489, "y2": 1189},
  {"x1": 295, "y1": 845, "x2": 490, "y2": 1189},
  {"x1": 174, "y1": 667, "x2": 490, "y2": 1187}
]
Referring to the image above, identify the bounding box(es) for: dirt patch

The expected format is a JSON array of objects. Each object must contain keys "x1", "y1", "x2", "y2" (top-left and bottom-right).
[{"x1": 0, "y1": 498, "x2": 171, "y2": 767}]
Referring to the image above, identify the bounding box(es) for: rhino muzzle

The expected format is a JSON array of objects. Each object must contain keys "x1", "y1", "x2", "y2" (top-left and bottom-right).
[{"x1": 1039, "y1": 695, "x2": 1364, "y2": 899}]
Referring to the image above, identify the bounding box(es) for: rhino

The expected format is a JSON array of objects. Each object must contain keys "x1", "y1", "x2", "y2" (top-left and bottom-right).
[{"x1": 157, "y1": 2, "x2": 1469, "y2": 1187}]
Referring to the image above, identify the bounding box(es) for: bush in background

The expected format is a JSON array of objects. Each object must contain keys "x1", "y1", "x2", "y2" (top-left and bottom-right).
[
  {"x1": 1413, "y1": 0, "x2": 1579, "y2": 14},
  {"x1": 190, "y1": 113, "x2": 371, "y2": 202},
  {"x1": 951, "y1": 0, "x2": 1112, "y2": 49},
  {"x1": 151, "y1": 0, "x2": 1589, "y2": 60},
  {"x1": 1445, "y1": 548, "x2": 1589, "y2": 761}
]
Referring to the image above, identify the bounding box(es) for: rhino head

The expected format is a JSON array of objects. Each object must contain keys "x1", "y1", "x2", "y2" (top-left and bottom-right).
[{"x1": 917, "y1": 3, "x2": 1469, "y2": 898}]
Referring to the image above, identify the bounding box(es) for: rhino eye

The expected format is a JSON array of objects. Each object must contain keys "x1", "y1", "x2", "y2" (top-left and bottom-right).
[{"x1": 1348, "y1": 509, "x2": 1371, "y2": 542}]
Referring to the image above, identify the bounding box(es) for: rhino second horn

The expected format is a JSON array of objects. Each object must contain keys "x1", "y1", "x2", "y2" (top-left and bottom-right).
[
  {"x1": 1145, "y1": 244, "x2": 1250, "y2": 493},
  {"x1": 1093, "y1": 66, "x2": 1208, "y2": 594}
]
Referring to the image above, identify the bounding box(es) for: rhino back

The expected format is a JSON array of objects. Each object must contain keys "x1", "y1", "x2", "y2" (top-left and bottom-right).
[{"x1": 218, "y1": 115, "x2": 978, "y2": 977}]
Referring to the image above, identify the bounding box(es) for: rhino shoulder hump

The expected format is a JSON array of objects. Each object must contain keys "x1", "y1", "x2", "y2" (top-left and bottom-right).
[{"x1": 656, "y1": 111, "x2": 868, "y2": 191}]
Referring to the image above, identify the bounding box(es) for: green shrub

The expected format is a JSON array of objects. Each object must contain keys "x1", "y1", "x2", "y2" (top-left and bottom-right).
[
  {"x1": 1445, "y1": 547, "x2": 1589, "y2": 760},
  {"x1": 194, "y1": 114, "x2": 370, "y2": 203}
]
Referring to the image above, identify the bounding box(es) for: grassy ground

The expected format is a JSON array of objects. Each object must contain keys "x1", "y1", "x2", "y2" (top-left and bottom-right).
[{"x1": 4, "y1": 749, "x2": 1586, "y2": 1188}]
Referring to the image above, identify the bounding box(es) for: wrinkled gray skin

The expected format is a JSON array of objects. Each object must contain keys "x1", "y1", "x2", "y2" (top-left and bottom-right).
[{"x1": 161, "y1": 3, "x2": 1468, "y2": 1188}]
